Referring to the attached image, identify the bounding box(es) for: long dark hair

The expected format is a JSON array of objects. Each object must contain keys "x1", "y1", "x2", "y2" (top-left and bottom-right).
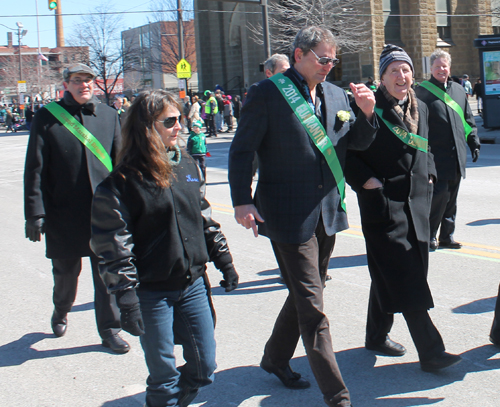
[{"x1": 117, "y1": 90, "x2": 181, "y2": 188}]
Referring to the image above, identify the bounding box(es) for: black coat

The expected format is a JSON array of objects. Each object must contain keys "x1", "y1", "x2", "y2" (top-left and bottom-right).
[
  {"x1": 24, "y1": 92, "x2": 121, "y2": 259},
  {"x1": 228, "y1": 67, "x2": 378, "y2": 244},
  {"x1": 90, "y1": 154, "x2": 233, "y2": 293},
  {"x1": 345, "y1": 89, "x2": 437, "y2": 313},
  {"x1": 415, "y1": 76, "x2": 480, "y2": 180}
]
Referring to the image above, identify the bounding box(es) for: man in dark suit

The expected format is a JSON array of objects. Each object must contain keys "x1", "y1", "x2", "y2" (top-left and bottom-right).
[
  {"x1": 415, "y1": 49, "x2": 480, "y2": 251},
  {"x1": 24, "y1": 63, "x2": 128, "y2": 353},
  {"x1": 228, "y1": 26, "x2": 377, "y2": 407}
]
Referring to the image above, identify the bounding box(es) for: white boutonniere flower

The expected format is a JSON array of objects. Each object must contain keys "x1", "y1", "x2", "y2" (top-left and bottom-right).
[{"x1": 337, "y1": 110, "x2": 351, "y2": 122}]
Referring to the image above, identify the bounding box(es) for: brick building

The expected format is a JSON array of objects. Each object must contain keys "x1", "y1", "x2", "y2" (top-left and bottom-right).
[
  {"x1": 194, "y1": 0, "x2": 500, "y2": 94},
  {"x1": 0, "y1": 32, "x2": 88, "y2": 103},
  {"x1": 121, "y1": 20, "x2": 198, "y2": 94}
]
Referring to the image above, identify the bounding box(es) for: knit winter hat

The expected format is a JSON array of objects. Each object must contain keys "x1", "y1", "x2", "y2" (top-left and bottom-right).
[
  {"x1": 379, "y1": 44, "x2": 414, "y2": 77},
  {"x1": 192, "y1": 120, "x2": 203, "y2": 128}
]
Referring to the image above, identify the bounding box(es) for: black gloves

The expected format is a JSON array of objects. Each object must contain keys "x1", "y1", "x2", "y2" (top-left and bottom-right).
[
  {"x1": 25, "y1": 216, "x2": 45, "y2": 242},
  {"x1": 115, "y1": 289, "x2": 145, "y2": 336},
  {"x1": 220, "y1": 264, "x2": 239, "y2": 292},
  {"x1": 472, "y1": 148, "x2": 480, "y2": 163}
]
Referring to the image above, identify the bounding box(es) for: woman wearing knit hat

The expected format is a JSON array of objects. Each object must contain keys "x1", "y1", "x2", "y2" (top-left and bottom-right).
[{"x1": 345, "y1": 44, "x2": 462, "y2": 372}]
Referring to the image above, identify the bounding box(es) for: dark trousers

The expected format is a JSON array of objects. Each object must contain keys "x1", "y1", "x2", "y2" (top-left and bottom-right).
[
  {"x1": 266, "y1": 222, "x2": 350, "y2": 407},
  {"x1": 491, "y1": 283, "x2": 500, "y2": 342},
  {"x1": 206, "y1": 115, "x2": 216, "y2": 137},
  {"x1": 429, "y1": 175, "x2": 461, "y2": 242},
  {"x1": 366, "y1": 286, "x2": 445, "y2": 361},
  {"x1": 52, "y1": 255, "x2": 121, "y2": 339},
  {"x1": 191, "y1": 154, "x2": 206, "y2": 179}
]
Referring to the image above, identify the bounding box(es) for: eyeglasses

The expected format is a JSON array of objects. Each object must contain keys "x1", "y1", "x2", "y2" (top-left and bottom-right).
[
  {"x1": 156, "y1": 115, "x2": 181, "y2": 129},
  {"x1": 310, "y1": 49, "x2": 340, "y2": 67},
  {"x1": 69, "y1": 77, "x2": 94, "y2": 85}
]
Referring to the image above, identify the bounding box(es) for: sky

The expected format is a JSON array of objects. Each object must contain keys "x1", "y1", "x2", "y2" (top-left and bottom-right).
[{"x1": 1, "y1": 0, "x2": 188, "y2": 50}]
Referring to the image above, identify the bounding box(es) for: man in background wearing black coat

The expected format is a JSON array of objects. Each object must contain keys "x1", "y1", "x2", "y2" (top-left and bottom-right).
[
  {"x1": 24, "y1": 63, "x2": 128, "y2": 353},
  {"x1": 415, "y1": 49, "x2": 480, "y2": 251}
]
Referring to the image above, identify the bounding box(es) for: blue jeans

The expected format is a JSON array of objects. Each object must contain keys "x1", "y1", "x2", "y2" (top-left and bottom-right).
[{"x1": 137, "y1": 277, "x2": 216, "y2": 407}]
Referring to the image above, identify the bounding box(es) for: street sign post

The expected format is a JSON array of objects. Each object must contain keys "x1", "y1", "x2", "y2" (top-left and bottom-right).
[{"x1": 17, "y1": 81, "x2": 27, "y2": 93}]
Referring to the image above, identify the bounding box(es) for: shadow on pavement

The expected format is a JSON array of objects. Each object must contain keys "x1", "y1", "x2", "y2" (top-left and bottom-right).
[
  {"x1": 329, "y1": 254, "x2": 368, "y2": 269},
  {"x1": 452, "y1": 296, "x2": 496, "y2": 314},
  {"x1": 0, "y1": 332, "x2": 105, "y2": 367},
  {"x1": 97, "y1": 344, "x2": 500, "y2": 407},
  {"x1": 211, "y1": 276, "x2": 286, "y2": 296},
  {"x1": 71, "y1": 302, "x2": 95, "y2": 312},
  {"x1": 466, "y1": 218, "x2": 500, "y2": 226}
]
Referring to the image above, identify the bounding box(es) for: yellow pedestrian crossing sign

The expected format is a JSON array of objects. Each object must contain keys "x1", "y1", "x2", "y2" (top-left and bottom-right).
[{"x1": 176, "y1": 59, "x2": 192, "y2": 79}]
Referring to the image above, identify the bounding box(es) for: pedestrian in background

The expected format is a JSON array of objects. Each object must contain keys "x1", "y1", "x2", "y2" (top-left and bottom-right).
[
  {"x1": 187, "y1": 120, "x2": 207, "y2": 178},
  {"x1": 223, "y1": 95, "x2": 234, "y2": 132},
  {"x1": 416, "y1": 50, "x2": 480, "y2": 251},
  {"x1": 473, "y1": 78, "x2": 483, "y2": 114},
  {"x1": 90, "y1": 90, "x2": 238, "y2": 407}
]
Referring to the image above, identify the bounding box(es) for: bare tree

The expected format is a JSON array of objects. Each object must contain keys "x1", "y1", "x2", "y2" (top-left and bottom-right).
[
  {"x1": 0, "y1": 54, "x2": 67, "y2": 103},
  {"x1": 148, "y1": 0, "x2": 197, "y2": 74},
  {"x1": 68, "y1": 3, "x2": 138, "y2": 104},
  {"x1": 249, "y1": 0, "x2": 370, "y2": 55}
]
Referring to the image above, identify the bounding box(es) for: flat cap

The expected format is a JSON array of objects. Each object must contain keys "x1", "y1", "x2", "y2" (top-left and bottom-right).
[{"x1": 63, "y1": 63, "x2": 96, "y2": 81}]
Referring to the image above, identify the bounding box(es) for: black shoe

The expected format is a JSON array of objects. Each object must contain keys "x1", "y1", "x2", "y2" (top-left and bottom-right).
[
  {"x1": 366, "y1": 336, "x2": 406, "y2": 356},
  {"x1": 490, "y1": 336, "x2": 500, "y2": 348},
  {"x1": 51, "y1": 309, "x2": 68, "y2": 337},
  {"x1": 420, "y1": 352, "x2": 462, "y2": 372},
  {"x1": 102, "y1": 333, "x2": 130, "y2": 354},
  {"x1": 429, "y1": 238, "x2": 438, "y2": 251},
  {"x1": 260, "y1": 355, "x2": 310, "y2": 389},
  {"x1": 439, "y1": 239, "x2": 462, "y2": 249}
]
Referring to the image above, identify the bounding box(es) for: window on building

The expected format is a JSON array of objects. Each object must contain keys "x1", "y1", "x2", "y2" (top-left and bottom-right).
[
  {"x1": 383, "y1": 0, "x2": 403, "y2": 46},
  {"x1": 436, "y1": 0, "x2": 453, "y2": 45}
]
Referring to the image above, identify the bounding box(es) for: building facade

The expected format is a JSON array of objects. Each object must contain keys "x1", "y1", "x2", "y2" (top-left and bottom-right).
[
  {"x1": 121, "y1": 20, "x2": 198, "y2": 94},
  {"x1": 195, "y1": 0, "x2": 499, "y2": 94},
  {"x1": 0, "y1": 32, "x2": 88, "y2": 103}
]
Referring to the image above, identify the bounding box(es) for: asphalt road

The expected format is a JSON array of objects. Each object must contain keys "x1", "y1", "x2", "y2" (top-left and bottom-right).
[{"x1": 1, "y1": 121, "x2": 499, "y2": 407}]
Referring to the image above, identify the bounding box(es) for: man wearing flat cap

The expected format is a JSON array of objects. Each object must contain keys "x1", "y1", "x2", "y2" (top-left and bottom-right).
[
  {"x1": 24, "y1": 63, "x2": 129, "y2": 353},
  {"x1": 345, "y1": 44, "x2": 462, "y2": 372}
]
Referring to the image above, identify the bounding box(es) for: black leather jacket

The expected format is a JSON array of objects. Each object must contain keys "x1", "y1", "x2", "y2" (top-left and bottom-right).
[{"x1": 90, "y1": 153, "x2": 233, "y2": 292}]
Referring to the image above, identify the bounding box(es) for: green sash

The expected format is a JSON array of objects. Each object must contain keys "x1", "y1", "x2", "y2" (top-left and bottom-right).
[
  {"x1": 45, "y1": 102, "x2": 113, "y2": 172},
  {"x1": 269, "y1": 73, "x2": 346, "y2": 212},
  {"x1": 419, "y1": 80, "x2": 472, "y2": 140},
  {"x1": 374, "y1": 107, "x2": 428, "y2": 153}
]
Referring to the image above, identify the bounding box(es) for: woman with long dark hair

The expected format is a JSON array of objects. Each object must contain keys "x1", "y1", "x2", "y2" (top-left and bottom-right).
[{"x1": 90, "y1": 90, "x2": 239, "y2": 407}]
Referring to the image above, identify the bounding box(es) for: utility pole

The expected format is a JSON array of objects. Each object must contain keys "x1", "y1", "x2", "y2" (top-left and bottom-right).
[{"x1": 177, "y1": 0, "x2": 185, "y2": 60}]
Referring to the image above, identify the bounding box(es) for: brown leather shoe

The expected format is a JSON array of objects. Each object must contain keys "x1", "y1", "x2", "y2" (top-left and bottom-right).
[{"x1": 260, "y1": 355, "x2": 310, "y2": 389}]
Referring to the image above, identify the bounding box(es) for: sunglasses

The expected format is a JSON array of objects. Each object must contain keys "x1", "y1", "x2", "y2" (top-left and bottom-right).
[
  {"x1": 156, "y1": 115, "x2": 181, "y2": 129},
  {"x1": 310, "y1": 49, "x2": 340, "y2": 67}
]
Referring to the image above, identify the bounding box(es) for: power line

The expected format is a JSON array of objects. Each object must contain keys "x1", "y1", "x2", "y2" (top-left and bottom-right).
[{"x1": 2, "y1": 10, "x2": 499, "y2": 19}]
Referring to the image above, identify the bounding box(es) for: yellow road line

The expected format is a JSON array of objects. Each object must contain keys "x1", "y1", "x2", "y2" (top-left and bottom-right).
[{"x1": 209, "y1": 203, "x2": 500, "y2": 260}]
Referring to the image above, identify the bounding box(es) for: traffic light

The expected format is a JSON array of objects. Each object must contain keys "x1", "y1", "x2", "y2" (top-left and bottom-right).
[{"x1": 48, "y1": 0, "x2": 58, "y2": 10}]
